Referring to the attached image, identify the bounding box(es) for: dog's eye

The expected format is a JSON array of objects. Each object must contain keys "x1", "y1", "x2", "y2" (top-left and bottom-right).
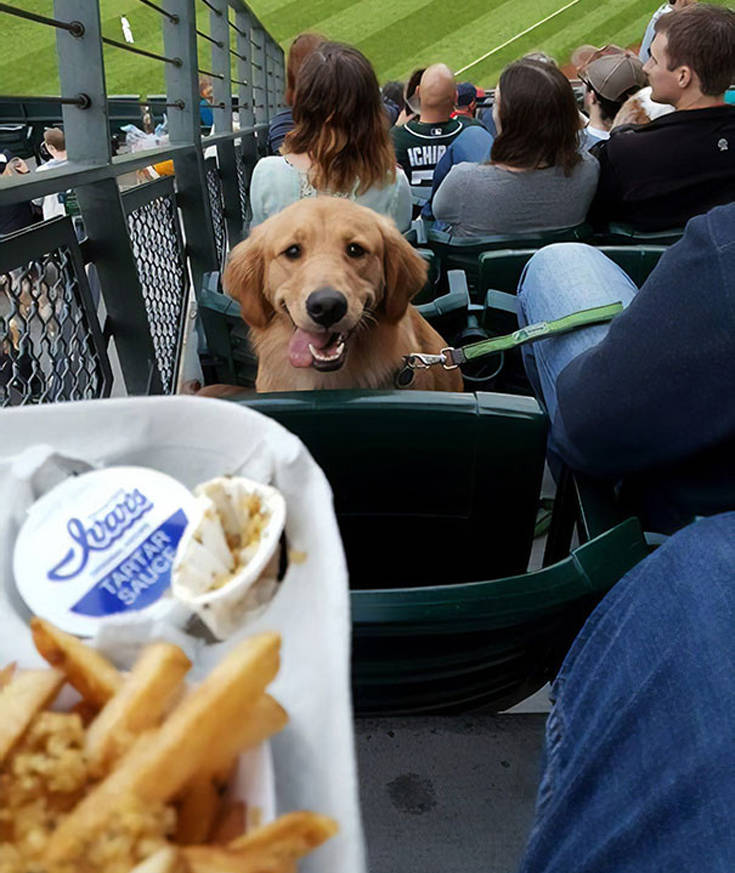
[
  {"x1": 346, "y1": 242, "x2": 366, "y2": 258},
  {"x1": 282, "y1": 244, "x2": 302, "y2": 260}
]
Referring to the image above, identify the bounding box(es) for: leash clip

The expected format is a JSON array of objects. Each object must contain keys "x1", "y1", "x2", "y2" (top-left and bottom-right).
[{"x1": 402, "y1": 350, "x2": 459, "y2": 370}]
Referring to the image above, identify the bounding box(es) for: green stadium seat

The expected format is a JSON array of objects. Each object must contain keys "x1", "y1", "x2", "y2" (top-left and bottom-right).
[
  {"x1": 198, "y1": 271, "x2": 257, "y2": 388},
  {"x1": 479, "y1": 244, "x2": 667, "y2": 294},
  {"x1": 351, "y1": 517, "x2": 647, "y2": 713},
  {"x1": 425, "y1": 222, "x2": 593, "y2": 301},
  {"x1": 238, "y1": 389, "x2": 547, "y2": 588},
  {"x1": 598, "y1": 222, "x2": 684, "y2": 246}
]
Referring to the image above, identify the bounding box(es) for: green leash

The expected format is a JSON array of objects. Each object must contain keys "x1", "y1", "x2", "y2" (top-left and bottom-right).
[{"x1": 396, "y1": 301, "x2": 623, "y2": 386}]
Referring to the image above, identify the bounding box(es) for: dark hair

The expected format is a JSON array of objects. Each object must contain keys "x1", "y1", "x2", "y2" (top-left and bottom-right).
[
  {"x1": 284, "y1": 32, "x2": 325, "y2": 106},
  {"x1": 284, "y1": 42, "x2": 397, "y2": 195},
  {"x1": 404, "y1": 68, "x2": 425, "y2": 113},
  {"x1": 382, "y1": 80, "x2": 405, "y2": 107},
  {"x1": 584, "y1": 84, "x2": 631, "y2": 124},
  {"x1": 490, "y1": 60, "x2": 582, "y2": 175},
  {"x1": 654, "y1": 4, "x2": 735, "y2": 96}
]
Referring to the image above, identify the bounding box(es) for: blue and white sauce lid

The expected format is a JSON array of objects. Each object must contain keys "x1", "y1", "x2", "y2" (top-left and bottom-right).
[{"x1": 13, "y1": 466, "x2": 198, "y2": 636}]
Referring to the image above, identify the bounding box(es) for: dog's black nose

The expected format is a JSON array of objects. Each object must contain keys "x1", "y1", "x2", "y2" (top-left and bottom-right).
[{"x1": 306, "y1": 288, "x2": 348, "y2": 327}]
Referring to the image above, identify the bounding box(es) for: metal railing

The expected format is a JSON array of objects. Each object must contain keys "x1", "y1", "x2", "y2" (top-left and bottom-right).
[{"x1": 0, "y1": 0, "x2": 284, "y2": 404}]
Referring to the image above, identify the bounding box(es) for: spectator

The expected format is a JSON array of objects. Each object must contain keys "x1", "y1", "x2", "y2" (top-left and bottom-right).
[
  {"x1": 421, "y1": 125, "x2": 494, "y2": 219},
  {"x1": 391, "y1": 64, "x2": 479, "y2": 189},
  {"x1": 570, "y1": 44, "x2": 598, "y2": 69},
  {"x1": 381, "y1": 80, "x2": 404, "y2": 126},
  {"x1": 432, "y1": 60, "x2": 599, "y2": 236},
  {"x1": 35, "y1": 128, "x2": 74, "y2": 221},
  {"x1": 249, "y1": 42, "x2": 411, "y2": 231},
  {"x1": 518, "y1": 509, "x2": 735, "y2": 873},
  {"x1": 516, "y1": 202, "x2": 735, "y2": 534},
  {"x1": 590, "y1": 3, "x2": 735, "y2": 231},
  {"x1": 578, "y1": 49, "x2": 648, "y2": 147},
  {"x1": 452, "y1": 81, "x2": 483, "y2": 120},
  {"x1": 639, "y1": 0, "x2": 697, "y2": 62},
  {"x1": 0, "y1": 152, "x2": 37, "y2": 236},
  {"x1": 199, "y1": 76, "x2": 214, "y2": 128},
  {"x1": 266, "y1": 32, "x2": 325, "y2": 155},
  {"x1": 394, "y1": 68, "x2": 424, "y2": 127}
]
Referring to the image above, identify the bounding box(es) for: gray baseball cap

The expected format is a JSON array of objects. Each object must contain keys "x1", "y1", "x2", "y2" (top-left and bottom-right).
[{"x1": 580, "y1": 51, "x2": 648, "y2": 101}]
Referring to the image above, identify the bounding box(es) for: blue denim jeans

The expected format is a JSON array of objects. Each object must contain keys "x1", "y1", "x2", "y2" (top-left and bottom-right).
[
  {"x1": 518, "y1": 510, "x2": 735, "y2": 873},
  {"x1": 516, "y1": 244, "x2": 638, "y2": 423}
]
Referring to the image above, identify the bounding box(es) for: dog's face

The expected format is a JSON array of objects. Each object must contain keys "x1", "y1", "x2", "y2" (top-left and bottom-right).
[{"x1": 223, "y1": 198, "x2": 427, "y2": 373}]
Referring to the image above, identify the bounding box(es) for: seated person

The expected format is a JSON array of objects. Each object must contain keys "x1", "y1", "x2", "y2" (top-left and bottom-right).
[
  {"x1": 393, "y1": 68, "x2": 424, "y2": 128},
  {"x1": 516, "y1": 201, "x2": 735, "y2": 534},
  {"x1": 266, "y1": 32, "x2": 325, "y2": 155},
  {"x1": 249, "y1": 42, "x2": 411, "y2": 231},
  {"x1": 390, "y1": 64, "x2": 478, "y2": 189},
  {"x1": 421, "y1": 124, "x2": 493, "y2": 220},
  {"x1": 432, "y1": 60, "x2": 599, "y2": 237},
  {"x1": 639, "y1": 0, "x2": 696, "y2": 62},
  {"x1": 199, "y1": 76, "x2": 214, "y2": 128},
  {"x1": 519, "y1": 509, "x2": 735, "y2": 873},
  {"x1": 590, "y1": 3, "x2": 735, "y2": 231},
  {"x1": 0, "y1": 152, "x2": 37, "y2": 236},
  {"x1": 577, "y1": 48, "x2": 648, "y2": 147},
  {"x1": 381, "y1": 80, "x2": 405, "y2": 127},
  {"x1": 451, "y1": 81, "x2": 483, "y2": 120}
]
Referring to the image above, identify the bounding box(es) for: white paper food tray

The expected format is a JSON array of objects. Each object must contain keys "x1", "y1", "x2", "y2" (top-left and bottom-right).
[{"x1": 0, "y1": 395, "x2": 365, "y2": 873}]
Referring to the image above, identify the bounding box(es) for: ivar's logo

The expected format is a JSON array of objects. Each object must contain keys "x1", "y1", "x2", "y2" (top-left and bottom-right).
[{"x1": 48, "y1": 489, "x2": 154, "y2": 581}]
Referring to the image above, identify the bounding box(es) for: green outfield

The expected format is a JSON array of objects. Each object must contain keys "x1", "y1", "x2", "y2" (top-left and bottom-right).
[{"x1": 2, "y1": 0, "x2": 729, "y2": 99}]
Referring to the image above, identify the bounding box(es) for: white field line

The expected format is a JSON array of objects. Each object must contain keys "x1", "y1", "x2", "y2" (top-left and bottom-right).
[{"x1": 454, "y1": 0, "x2": 583, "y2": 75}]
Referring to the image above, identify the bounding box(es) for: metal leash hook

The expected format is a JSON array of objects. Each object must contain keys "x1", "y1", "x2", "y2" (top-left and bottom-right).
[{"x1": 395, "y1": 349, "x2": 459, "y2": 388}]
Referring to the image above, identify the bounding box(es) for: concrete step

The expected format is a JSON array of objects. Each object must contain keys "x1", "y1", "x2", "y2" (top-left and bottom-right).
[{"x1": 355, "y1": 714, "x2": 547, "y2": 873}]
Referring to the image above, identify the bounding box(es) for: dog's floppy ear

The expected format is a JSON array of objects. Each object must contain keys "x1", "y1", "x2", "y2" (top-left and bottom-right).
[
  {"x1": 379, "y1": 218, "x2": 428, "y2": 323},
  {"x1": 222, "y1": 226, "x2": 274, "y2": 329}
]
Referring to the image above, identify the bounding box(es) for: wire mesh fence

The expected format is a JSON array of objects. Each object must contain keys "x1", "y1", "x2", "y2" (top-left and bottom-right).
[
  {"x1": 234, "y1": 145, "x2": 251, "y2": 227},
  {"x1": 206, "y1": 159, "x2": 227, "y2": 269},
  {"x1": 0, "y1": 224, "x2": 112, "y2": 406},
  {"x1": 124, "y1": 178, "x2": 188, "y2": 393}
]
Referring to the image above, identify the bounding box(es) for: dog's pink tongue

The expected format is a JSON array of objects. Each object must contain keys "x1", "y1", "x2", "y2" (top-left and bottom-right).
[{"x1": 289, "y1": 328, "x2": 327, "y2": 368}]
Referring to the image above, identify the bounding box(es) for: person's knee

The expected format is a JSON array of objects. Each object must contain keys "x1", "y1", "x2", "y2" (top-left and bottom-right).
[{"x1": 519, "y1": 243, "x2": 597, "y2": 292}]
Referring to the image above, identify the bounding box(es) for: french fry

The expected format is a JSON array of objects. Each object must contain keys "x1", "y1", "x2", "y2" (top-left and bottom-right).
[
  {"x1": 0, "y1": 668, "x2": 64, "y2": 763},
  {"x1": 86, "y1": 641, "x2": 192, "y2": 777},
  {"x1": 31, "y1": 617, "x2": 122, "y2": 707},
  {"x1": 210, "y1": 801, "x2": 246, "y2": 845},
  {"x1": 175, "y1": 693, "x2": 288, "y2": 844},
  {"x1": 175, "y1": 771, "x2": 223, "y2": 845},
  {"x1": 44, "y1": 633, "x2": 281, "y2": 864},
  {"x1": 183, "y1": 845, "x2": 296, "y2": 873},
  {"x1": 129, "y1": 845, "x2": 188, "y2": 873},
  {"x1": 228, "y1": 812, "x2": 338, "y2": 863},
  {"x1": 0, "y1": 662, "x2": 16, "y2": 688}
]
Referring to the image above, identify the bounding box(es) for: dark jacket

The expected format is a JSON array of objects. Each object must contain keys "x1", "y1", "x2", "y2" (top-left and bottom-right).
[
  {"x1": 551, "y1": 202, "x2": 735, "y2": 533},
  {"x1": 266, "y1": 108, "x2": 294, "y2": 156},
  {"x1": 589, "y1": 105, "x2": 735, "y2": 231}
]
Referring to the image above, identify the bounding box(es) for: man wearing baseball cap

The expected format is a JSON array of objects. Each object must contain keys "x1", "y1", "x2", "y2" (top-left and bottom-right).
[
  {"x1": 589, "y1": 3, "x2": 735, "y2": 231},
  {"x1": 451, "y1": 81, "x2": 485, "y2": 120},
  {"x1": 578, "y1": 48, "x2": 648, "y2": 145}
]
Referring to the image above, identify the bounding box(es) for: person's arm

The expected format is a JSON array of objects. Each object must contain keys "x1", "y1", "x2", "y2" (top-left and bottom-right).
[
  {"x1": 587, "y1": 139, "x2": 623, "y2": 228},
  {"x1": 389, "y1": 168, "x2": 412, "y2": 232},
  {"x1": 551, "y1": 208, "x2": 735, "y2": 478}
]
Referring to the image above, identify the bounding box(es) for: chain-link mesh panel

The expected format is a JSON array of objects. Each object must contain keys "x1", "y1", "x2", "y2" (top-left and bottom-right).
[
  {"x1": 234, "y1": 147, "x2": 251, "y2": 226},
  {"x1": 206, "y1": 164, "x2": 227, "y2": 269},
  {"x1": 126, "y1": 191, "x2": 187, "y2": 393},
  {"x1": 0, "y1": 248, "x2": 110, "y2": 406}
]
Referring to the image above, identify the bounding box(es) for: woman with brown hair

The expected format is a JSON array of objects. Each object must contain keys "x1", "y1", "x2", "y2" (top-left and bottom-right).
[
  {"x1": 433, "y1": 59, "x2": 599, "y2": 237},
  {"x1": 250, "y1": 42, "x2": 411, "y2": 230},
  {"x1": 266, "y1": 32, "x2": 325, "y2": 155}
]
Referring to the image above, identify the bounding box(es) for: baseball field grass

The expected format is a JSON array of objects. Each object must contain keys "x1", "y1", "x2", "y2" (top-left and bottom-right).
[{"x1": 1, "y1": 0, "x2": 729, "y2": 99}]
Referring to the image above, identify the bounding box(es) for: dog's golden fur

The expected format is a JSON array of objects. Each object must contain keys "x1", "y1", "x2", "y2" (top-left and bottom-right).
[{"x1": 218, "y1": 197, "x2": 463, "y2": 393}]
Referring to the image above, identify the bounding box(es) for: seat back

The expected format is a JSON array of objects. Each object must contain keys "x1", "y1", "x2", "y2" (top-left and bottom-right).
[
  {"x1": 600, "y1": 222, "x2": 684, "y2": 246},
  {"x1": 351, "y1": 517, "x2": 648, "y2": 713},
  {"x1": 238, "y1": 390, "x2": 547, "y2": 588},
  {"x1": 427, "y1": 223, "x2": 592, "y2": 300},
  {"x1": 479, "y1": 244, "x2": 667, "y2": 294}
]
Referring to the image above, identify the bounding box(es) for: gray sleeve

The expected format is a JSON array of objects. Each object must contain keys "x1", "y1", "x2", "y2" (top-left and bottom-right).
[{"x1": 432, "y1": 166, "x2": 466, "y2": 226}]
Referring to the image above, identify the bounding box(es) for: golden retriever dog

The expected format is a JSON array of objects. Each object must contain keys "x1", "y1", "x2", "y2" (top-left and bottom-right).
[{"x1": 215, "y1": 197, "x2": 463, "y2": 393}]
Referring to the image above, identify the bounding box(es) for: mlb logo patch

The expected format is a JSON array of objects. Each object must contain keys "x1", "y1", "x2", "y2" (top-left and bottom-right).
[{"x1": 432, "y1": 127, "x2": 443, "y2": 136}]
